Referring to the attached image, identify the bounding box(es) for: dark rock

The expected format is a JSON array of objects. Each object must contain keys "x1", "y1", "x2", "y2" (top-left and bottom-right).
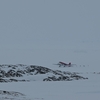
[{"x1": 0, "y1": 64, "x2": 88, "y2": 82}]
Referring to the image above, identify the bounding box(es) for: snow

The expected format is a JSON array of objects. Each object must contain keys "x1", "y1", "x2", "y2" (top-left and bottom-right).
[
  {"x1": 0, "y1": 0, "x2": 100, "y2": 100},
  {"x1": 0, "y1": 76, "x2": 100, "y2": 100},
  {"x1": 0, "y1": 65, "x2": 100, "y2": 100},
  {"x1": 0, "y1": 48, "x2": 100, "y2": 100}
]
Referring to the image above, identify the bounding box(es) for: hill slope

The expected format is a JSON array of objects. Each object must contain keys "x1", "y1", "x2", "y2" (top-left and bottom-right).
[{"x1": 0, "y1": 64, "x2": 88, "y2": 82}]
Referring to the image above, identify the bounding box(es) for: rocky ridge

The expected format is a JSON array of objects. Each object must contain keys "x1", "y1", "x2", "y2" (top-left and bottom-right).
[
  {"x1": 0, "y1": 90, "x2": 31, "y2": 100},
  {"x1": 0, "y1": 64, "x2": 88, "y2": 82}
]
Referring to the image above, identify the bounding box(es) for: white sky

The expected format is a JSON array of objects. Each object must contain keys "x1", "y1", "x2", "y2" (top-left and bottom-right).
[{"x1": 0, "y1": 0, "x2": 100, "y2": 65}]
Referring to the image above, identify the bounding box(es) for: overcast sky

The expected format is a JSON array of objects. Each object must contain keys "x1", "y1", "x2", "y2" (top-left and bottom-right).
[{"x1": 0, "y1": 0, "x2": 100, "y2": 65}]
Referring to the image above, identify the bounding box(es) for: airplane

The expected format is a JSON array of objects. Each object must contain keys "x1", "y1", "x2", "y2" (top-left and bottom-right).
[{"x1": 54, "y1": 61, "x2": 72, "y2": 67}]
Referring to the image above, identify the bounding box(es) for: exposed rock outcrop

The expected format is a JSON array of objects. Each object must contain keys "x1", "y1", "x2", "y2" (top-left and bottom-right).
[{"x1": 0, "y1": 64, "x2": 88, "y2": 82}]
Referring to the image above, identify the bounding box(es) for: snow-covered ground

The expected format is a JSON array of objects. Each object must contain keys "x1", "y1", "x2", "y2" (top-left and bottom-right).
[
  {"x1": 0, "y1": 64, "x2": 100, "y2": 100},
  {"x1": 0, "y1": 49, "x2": 100, "y2": 100},
  {"x1": 0, "y1": 0, "x2": 100, "y2": 100},
  {"x1": 0, "y1": 75, "x2": 100, "y2": 100}
]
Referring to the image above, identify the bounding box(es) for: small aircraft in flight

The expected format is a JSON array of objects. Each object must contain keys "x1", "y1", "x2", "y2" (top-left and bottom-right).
[{"x1": 54, "y1": 61, "x2": 72, "y2": 67}]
